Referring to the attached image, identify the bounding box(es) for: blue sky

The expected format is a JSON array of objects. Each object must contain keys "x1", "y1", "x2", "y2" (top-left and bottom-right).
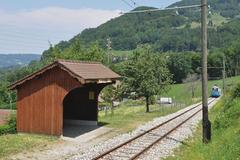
[{"x1": 0, "y1": 0, "x2": 180, "y2": 54}]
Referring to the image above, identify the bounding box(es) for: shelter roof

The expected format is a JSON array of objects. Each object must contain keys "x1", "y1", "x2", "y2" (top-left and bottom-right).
[{"x1": 9, "y1": 59, "x2": 121, "y2": 90}]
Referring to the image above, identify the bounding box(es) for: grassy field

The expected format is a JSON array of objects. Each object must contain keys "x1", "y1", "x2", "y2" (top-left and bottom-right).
[
  {"x1": 1, "y1": 76, "x2": 239, "y2": 158},
  {"x1": 210, "y1": 12, "x2": 228, "y2": 27},
  {"x1": 190, "y1": 12, "x2": 228, "y2": 29},
  {"x1": 166, "y1": 94, "x2": 240, "y2": 160},
  {"x1": 0, "y1": 134, "x2": 57, "y2": 159},
  {"x1": 161, "y1": 76, "x2": 240, "y2": 106},
  {"x1": 98, "y1": 103, "x2": 184, "y2": 133},
  {"x1": 99, "y1": 76, "x2": 240, "y2": 133}
]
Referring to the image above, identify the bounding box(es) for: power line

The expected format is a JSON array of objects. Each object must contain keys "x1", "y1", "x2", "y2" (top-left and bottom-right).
[
  {"x1": 129, "y1": 0, "x2": 138, "y2": 6},
  {"x1": 121, "y1": 4, "x2": 202, "y2": 14},
  {"x1": 121, "y1": 0, "x2": 135, "y2": 9},
  {"x1": 119, "y1": 1, "x2": 211, "y2": 143}
]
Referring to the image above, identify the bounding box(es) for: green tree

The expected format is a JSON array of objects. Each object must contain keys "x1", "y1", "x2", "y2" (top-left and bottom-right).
[
  {"x1": 122, "y1": 46, "x2": 172, "y2": 112},
  {"x1": 101, "y1": 84, "x2": 122, "y2": 114},
  {"x1": 41, "y1": 39, "x2": 107, "y2": 64},
  {"x1": 224, "y1": 39, "x2": 240, "y2": 76},
  {"x1": 167, "y1": 52, "x2": 192, "y2": 83}
]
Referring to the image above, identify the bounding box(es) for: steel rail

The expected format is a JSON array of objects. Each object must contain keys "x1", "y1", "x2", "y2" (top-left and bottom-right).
[
  {"x1": 92, "y1": 98, "x2": 216, "y2": 160},
  {"x1": 130, "y1": 98, "x2": 216, "y2": 159}
]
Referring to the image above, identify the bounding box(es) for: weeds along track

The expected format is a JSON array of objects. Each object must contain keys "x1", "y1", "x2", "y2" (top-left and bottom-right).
[{"x1": 92, "y1": 98, "x2": 216, "y2": 160}]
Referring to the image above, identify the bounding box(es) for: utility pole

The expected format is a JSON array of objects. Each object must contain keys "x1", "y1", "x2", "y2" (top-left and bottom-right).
[
  {"x1": 122, "y1": 0, "x2": 210, "y2": 144},
  {"x1": 222, "y1": 56, "x2": 226, "y2": 95},
  {"x1": 106, "y1": 38, "x2": 112, "y2": 65},
  {"x1": 201, "y1": 0, "x2": 211, "y2": 143}
]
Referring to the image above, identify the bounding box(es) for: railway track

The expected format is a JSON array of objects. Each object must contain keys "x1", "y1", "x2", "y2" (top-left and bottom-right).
[{"x1": 92, "y1": 98, "x2": 216, "y2": 160}]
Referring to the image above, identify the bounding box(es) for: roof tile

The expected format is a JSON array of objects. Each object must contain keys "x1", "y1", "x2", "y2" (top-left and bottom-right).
[
  {"x1": 58, "y1": 60, "x2": 121, "y2": 80},
  {"x1": 9, "y1": 59, "x2": 121, "y2": 90}
]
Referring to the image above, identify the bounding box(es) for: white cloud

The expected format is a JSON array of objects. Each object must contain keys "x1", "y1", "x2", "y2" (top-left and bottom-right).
[
  {"x1": 0, "y1": 7, "x2": 121, "y2": 30},
  {"x1": 0, "y1": 7, "x2": 121, "y2": 53}
]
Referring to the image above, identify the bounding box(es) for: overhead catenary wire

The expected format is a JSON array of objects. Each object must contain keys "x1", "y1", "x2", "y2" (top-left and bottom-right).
[
  {"x1": 121, "y1": 0, "x2": 135, "y2": 9},
  {"x1": 129, "y1": 0, "x2": 138, "y2": 6},
  {"x1": 119, "y1": 1, "x2": 211, "y2": 143},
  {"x1": 0, "y1": 2, "x2": 203, "y2": 53},
  {"x1": 121, "y1": 4, "x2": 202, "y2": 14}
]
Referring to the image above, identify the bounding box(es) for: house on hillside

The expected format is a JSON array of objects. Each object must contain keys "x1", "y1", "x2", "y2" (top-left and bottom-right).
[{"x1": 9, "y1": 60, "x2": 121, "y2": 136}]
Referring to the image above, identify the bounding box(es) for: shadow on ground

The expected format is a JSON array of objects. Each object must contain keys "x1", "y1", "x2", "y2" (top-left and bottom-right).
[{"x1": 63, "y1": 122, "x2": 108, "y2": 138}]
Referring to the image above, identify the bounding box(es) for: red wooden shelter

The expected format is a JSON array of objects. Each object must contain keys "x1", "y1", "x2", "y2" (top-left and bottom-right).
[{"x1": 9, "y1": 60, "x2": 120, "y2": 136}]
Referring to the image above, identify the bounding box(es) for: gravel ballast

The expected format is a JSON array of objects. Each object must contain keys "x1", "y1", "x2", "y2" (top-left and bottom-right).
[
  {"x1": 70, "y1": 98, "x2": 219, "y2": 160},
  {"x1": 8, "y1": 98, "x2": 219, "y2": 160}
]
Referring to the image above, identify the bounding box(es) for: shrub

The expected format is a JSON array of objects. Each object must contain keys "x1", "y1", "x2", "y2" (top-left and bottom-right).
[
  {"x1": 7, "y1": 114, "x2": 16, "y2": 132},
  {"x1": 214, "y1": 97, "x2": 240, "y2": 129},
  {"x1": 149, "y1": 96, "x2": 156, "y2": 105},
  {"x1": 0, "y1": 125, "x2": 13, "y2": 135},
  {"x1": 0, "y1": 113, "x2": 16, "y2": 135},
  {"x1": 232, "y1": 83, "x2": 240, "y2": 98},
  {"x1": 0, "y1": 104, "x2": 16, "y2": 110}
]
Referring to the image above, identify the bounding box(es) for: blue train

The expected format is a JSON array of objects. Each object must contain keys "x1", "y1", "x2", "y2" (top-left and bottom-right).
[{"x1": 211, "y1": 85, "x2": 221, "y2": 98}]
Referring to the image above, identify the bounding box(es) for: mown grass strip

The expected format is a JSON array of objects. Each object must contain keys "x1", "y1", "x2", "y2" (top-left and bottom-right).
[{"x1": 0, "y1": 134, "x2": 57, "y2": 159}]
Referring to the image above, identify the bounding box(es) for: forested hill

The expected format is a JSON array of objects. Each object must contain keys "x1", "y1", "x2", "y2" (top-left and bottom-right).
[
  {"x1": 0, "y1": 54, "x2": 40, "y2": 68},
  {"x1": 42, "y1": 0, "x2": 240, "y2": 55}
]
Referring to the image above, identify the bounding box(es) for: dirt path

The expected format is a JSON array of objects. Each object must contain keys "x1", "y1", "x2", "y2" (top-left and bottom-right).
[{"x1": 5, "y1": 127, "x2": 116, "y2": 160}]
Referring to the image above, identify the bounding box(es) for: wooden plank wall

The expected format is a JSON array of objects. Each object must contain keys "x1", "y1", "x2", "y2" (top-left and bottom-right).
[{"x1": 17, "y1": 67, "x2": 80, "y2": 136}]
